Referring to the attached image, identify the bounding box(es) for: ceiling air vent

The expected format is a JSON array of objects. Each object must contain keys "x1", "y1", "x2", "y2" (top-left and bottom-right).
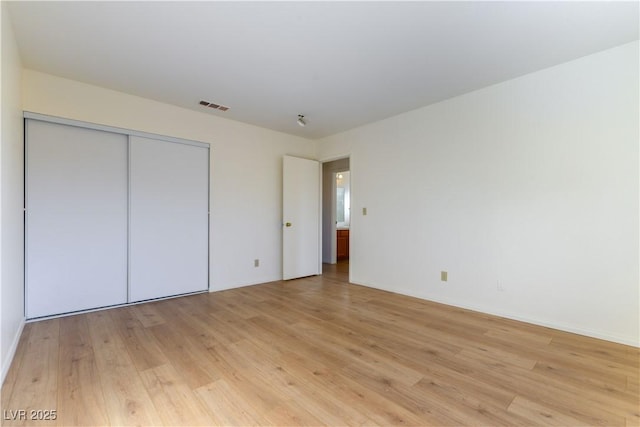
[{"x1": 199, "y1": 100, "x2": 230, "y2": 112}]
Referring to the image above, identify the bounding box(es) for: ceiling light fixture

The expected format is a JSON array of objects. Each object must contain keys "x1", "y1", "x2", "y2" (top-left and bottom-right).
[{"x1": 297, "y1": 115, "x2": 306, "y2": 127}]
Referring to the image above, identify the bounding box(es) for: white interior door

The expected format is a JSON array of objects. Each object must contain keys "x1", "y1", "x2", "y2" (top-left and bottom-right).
[
  {"x1": 283, "y1": 155, "x2": 320, "y2": 280},
  {"x1": 26, "y1": 120, "x2": 128, "y2": 318},
  {"x1": 129, "y1": 136, "x2": 209, "y2": 302}
]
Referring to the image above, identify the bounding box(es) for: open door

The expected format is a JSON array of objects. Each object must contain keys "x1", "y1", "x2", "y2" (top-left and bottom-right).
[{"x1": 283, "y1": 155, "x2": 320, "y2": 280}]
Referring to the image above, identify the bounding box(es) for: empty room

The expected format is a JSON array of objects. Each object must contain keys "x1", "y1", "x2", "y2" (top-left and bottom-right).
[{"x1": 1, "y1": 1, "x2": 638, "y2": 426}]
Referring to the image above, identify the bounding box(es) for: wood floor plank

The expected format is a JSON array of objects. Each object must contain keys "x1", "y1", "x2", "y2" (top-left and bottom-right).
[
  {"x1": 370, "y1": 341, "x2": 518, "y2": 410},
  {"x1": 85, "y1": 311, "x2": 162, "y2": 426},
  {"x1": 411, "y1": 377, "x2": 529, "y2": 426},
  {"x1": 212, "y1": 293, "x2": 267, "y2": 319},
  {"x1": 276, "y1": 351, "x2": 376, "y2": 426},
  {"x1": 193, "y1": 379, "x2": 261, "y2": 426},
  {"x1": 507, "y1": 395, "x2": 591, "y2": 426},
  {"x1": 109, "y1": 306, "x2": 169, "y2": 372},
  {"x1": 4, "y1": 320, "x2": 59, "y2": 427},
  {"x1": 483, "y1": 325, "x2": 553, "y2": 347},
  {"x1": 147, "y1": 322, "x2": 218, "y2": 390},
  {"x1": 457, "y1": 346, "x2": 538, "y2": 370},
  {"x1": 454, "y1": 349, "x2": 628, "y2": 425},
  {"x1": 263, "y1": 399, "x2": 324, "y2": 427},
  {"x1": 245, "y1": 314, "x2": 350, "y2": 369},
  {"x1": 131, "y1": 301, "x2": 166, "y2": 328},
  {"x1": 253, "y1": 336, "x2": 429, "y2": 426},
  {"x1": 2, "y1": 262, "x2": 638, "y2": 426},
  {"x1": 292, "y1": 319, "x2": 425, "y2": 387},
  {"x1": 550, "y1": 333, "x2": 639, "y2": 364},
  {"x1": 340, "y1": 359, "x2": 488, "y2": 426},
  {"x1": 533, "y1": 360, "x2": 633, "y2": 400},
  {"x1": 55, "y1": 316, "x2": 109, "y2": 426},
  {"x1": 195, "y1": 309, "x2": 251, "y2": 345},
  {"x1": 1, "y1": 324, "x2": 31, "y2": 415},
  {"x1": 305, "y1": 369, "x2": 429, "y2": 426},
  {"x1": 206, "y1": 342, "x2": 287, "y2": 416},
  {"x1": 138, "y1": 363, "x2": 215, "y2": 426},
  {"x1": 547, "y1": 338, "x2": 640, "y2": 375},
  {"x1": 628, "y1": 374, "x2": 640, "y2": 394}
]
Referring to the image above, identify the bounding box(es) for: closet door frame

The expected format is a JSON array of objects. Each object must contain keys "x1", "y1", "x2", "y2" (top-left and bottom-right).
[
  {"x1": 25, "y1": 112, "x2": 211, "y2": 151},
  {"x1": 24, "y1": 112, "x2": 211, "y2": 319}
]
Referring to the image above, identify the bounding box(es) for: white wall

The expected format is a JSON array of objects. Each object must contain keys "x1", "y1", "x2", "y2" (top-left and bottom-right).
[
  {"x1": 22, "y1": 70, "x2": 315, "y2": 292},
  {"x1": 1, "y1": 2, "x2": 25, "y2": 384},
  {"x1": 317, "y1": 41, "x2": 639, "y2": 346}
]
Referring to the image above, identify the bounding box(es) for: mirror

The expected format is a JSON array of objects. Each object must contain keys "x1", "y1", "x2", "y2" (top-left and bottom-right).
[{"x1": 336, "y1": 171, "x2": 350, "y2": 228}]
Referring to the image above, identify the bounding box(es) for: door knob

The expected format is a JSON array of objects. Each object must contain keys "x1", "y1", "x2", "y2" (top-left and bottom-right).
[{"x1": 285, "y1": 222, "x2": 292, "y2": 227}]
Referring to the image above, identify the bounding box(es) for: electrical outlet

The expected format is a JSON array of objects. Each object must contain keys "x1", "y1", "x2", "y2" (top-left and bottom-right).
[
  {"x1": 362, "y1": 207, "x2": 367, "y2": 215},
  {"x1": 496, "y1": 281, "x2": 504, "y2": 292},
  {"x1": 254, "y1": 259, "x2": 259, "y2": 267},
  {"x1": 441, "y1": 271, "x2": 448, "y2": 282}
]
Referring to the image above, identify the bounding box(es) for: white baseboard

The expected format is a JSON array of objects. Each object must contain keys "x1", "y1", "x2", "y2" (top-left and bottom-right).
[{"x1": 1, "y1": 318, "x2": 26, "y2": 386}]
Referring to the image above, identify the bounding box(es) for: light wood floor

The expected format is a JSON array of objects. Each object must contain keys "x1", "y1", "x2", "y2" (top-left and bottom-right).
[{"x1": 2, "y1": 262, "x2": 639, "y2": 426}]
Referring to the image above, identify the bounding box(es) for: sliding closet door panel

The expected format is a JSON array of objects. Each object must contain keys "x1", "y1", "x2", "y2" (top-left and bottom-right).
[
  {"x1": 26, "y1": 120, "x2": 128, "y2": 318},
  {"x1": 129, "y1": 136, "x2": 209, "y2": 302}
]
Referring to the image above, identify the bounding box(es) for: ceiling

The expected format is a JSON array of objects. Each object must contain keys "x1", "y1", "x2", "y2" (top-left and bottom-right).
[{"x1": 7, "y1": 1, "x2": 639, "y2": 140}]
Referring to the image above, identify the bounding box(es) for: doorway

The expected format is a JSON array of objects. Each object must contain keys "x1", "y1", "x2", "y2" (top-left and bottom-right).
[
  {"x1": 321, "y1": 157, "x2": 350, "y2": 271},
  {"x1": 335, "y1": 171, "x2": 350, "y2": 262}
]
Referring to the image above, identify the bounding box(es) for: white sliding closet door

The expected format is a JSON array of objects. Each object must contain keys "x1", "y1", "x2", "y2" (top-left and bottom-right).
[
  {"x1": 129, "y1": 136, "x2": 209, "y2": 302},
  {"x1": 26, "y1": 120, "x2": 128, "y2": 318}
]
